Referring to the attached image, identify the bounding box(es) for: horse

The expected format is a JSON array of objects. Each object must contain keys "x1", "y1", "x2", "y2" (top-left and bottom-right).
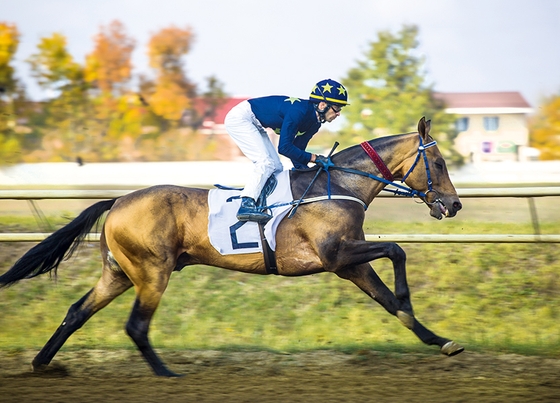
[{"x1": 0, "y1": 117, "x2": 464, "y2": 377}]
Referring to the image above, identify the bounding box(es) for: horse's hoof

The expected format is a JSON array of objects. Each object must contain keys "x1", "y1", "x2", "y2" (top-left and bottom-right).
[
  {"x1": 396, "y1": 310, "x2": 415, "y2": 329},
  {"x1": 155, "y1": 368, "x2": 185, "y2": 377},
  {"x1": 166, "y1": 372, "x2": 185, "y2": 378},
  {"x1": 32, "y1": 363, "x2": 48, "y2": 372},
  {"x1": 441, "y1": 341, "x2": 465, "y2": 356},
  {"x1": 31, "y1": 362, "x2": 69, "y2": 377}
]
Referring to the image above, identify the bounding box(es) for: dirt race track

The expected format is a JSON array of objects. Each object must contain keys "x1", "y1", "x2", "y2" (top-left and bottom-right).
[{"x1": 0, "y1": 349, "x2": 559, "y2": 402}]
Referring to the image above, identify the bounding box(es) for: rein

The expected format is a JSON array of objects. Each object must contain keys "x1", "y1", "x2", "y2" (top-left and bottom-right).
[
  {"x1": 352, "y1": 134, "x2": 437, "y2": 199},
  {"x1": 294, "y1": 134, "x2": 436, "y2": 204},
  {"x1": 275, "y1": 134, "x2": 438, "y2": 217}
]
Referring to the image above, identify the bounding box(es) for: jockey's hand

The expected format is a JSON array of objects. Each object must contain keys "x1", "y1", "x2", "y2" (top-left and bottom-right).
[{"x1": 314, "y1": 155, "x2": 333, "y2": 169}]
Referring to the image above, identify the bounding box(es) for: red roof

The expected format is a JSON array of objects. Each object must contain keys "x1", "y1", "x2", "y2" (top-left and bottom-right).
[
  {"x1": 194, "y1": 97, "x2": 249, "y2": 125},
  {"x1": 433, "y1": 92, "x2": 531, "y2": 108}
]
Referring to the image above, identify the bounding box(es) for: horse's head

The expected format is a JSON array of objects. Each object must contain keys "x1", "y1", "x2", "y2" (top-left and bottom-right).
[{"x1": 399, "y1": 117, "x2": 463, "y2": 220}]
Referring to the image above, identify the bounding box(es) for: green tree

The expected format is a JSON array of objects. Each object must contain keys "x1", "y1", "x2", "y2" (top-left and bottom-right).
[
  {"x1": 530, "y1": 94, "x2": 560, "y2": 160},
  {"x1": 27, "y1": 33, "x2": 83, "y2": 94},
  {"x1": 27, "y1": 32, "x2": 92, "y2": 162},
  {"x1": 340, "y1": 25, "x2": 460, "y2": 163},
  {"x1": 192, "y1": 75, "x2": 228, "y2": 127}
]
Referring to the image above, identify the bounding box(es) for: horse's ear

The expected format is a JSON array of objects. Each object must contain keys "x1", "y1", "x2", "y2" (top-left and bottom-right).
[{"x1": 418, "y1": 117, "x2": 431, "y2": 141}]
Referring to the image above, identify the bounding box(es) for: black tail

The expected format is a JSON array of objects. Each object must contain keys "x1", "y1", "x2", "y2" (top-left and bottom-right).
[{"x1": 0, "y1": 199, "x2": 118, "y2": 288}]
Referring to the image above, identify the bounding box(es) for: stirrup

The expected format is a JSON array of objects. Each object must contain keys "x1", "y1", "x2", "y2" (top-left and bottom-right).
[
  {"x1": 236, "y1": 210, "x2": 272, "y2": 223},
  {"x1": 237, "y1": 197, "x2": 272, "y2": 223}
]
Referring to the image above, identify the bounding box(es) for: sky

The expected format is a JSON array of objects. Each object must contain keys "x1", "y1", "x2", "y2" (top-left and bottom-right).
[{"x1": 3, "y1": 0, "x2": 560, "y2": 111}]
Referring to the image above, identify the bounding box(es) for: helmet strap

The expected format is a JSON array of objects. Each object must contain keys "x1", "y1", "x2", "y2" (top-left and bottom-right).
[{"x1": 314, "y1": 103, "x2": 330, "y2": 123}]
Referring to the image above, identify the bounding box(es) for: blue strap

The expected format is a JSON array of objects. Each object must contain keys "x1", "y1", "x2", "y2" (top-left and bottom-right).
[{"x1": 329, "y1": 166, "x2": 426, "y2": 198}]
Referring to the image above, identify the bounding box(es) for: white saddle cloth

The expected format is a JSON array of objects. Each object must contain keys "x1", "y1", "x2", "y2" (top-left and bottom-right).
[{"x1": 207, "y1": 170, "x2": 293, "y2": 255}]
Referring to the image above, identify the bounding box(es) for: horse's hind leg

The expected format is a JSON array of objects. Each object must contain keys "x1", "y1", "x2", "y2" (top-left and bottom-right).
[
  {"x1": 124, "y1": 276, "x2": 180, "y2": 377},
  {"x1": 336, "y1": 262, "x2": 464, "y2": 356},
  {"x1": 32, "y1": 266, "x2": 132, "y2": 371}
]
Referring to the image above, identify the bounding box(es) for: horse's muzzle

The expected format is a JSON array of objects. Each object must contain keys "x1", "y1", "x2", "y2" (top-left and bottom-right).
[{"x1": 429, "y1": 197, "x2": 462, "y2": 220}]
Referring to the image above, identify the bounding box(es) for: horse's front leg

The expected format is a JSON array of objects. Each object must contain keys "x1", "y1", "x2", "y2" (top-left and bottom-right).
[
  {"x1": 331, "y1": 240, "x2": 464, "y2": 356},
  {"x1": 332, "y1": 241, "x2": 412, "y2": 314}
]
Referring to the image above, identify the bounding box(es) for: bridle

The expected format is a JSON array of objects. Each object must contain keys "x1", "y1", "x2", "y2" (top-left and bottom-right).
[
  {"x1": 278, "y1": 134, "x2": 444, "y2": 217},
  {"x1": 335, "y1": 134, "x2": 439, "y2": 200}
]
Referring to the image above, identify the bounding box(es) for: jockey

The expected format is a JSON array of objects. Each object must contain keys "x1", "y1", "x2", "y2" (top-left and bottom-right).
[{"x1": 225, "y1": 78, "x2": 349, "y2": 223}]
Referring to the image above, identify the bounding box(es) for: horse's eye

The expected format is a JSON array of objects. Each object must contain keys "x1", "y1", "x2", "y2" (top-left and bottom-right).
[{"x1": 435, "y1": 162, "x2": 443, "y2": 170}]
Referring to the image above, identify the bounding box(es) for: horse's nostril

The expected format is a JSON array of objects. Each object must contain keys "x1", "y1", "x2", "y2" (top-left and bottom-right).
[{"x1": 453, "y1": 201, "x2": 462, "y2": 211}]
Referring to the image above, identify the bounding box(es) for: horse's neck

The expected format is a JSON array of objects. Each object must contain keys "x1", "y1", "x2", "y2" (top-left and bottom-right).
[
  {"x1": 374, "y1": 132, "x2": 420, "y2": 179},
  {"x1": 336, "y1": 132, "x2": 420, "y2": 204}
]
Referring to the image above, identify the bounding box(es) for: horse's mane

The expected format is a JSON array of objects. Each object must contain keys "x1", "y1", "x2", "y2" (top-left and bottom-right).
[{"x1": 331, "y1": 131, "x2": 420, "y2": 160}]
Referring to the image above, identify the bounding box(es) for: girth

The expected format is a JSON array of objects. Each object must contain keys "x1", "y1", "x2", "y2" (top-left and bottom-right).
[{"x1": 258, "y1": 223, "x2": 278, "y2": 275}]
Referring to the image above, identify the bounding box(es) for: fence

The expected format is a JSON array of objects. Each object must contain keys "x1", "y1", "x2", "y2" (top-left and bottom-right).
[{"x1": 1, "y1": 187, "x2": 560, "y2": 243}]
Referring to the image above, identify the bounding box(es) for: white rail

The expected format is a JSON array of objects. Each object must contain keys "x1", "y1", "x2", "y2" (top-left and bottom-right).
[
  {"x1": 1, "y1": 187, "x2": 559, "y2": 243},
  {"x1": 1, "y1": 187, "x2": 560, "y2": 199}
]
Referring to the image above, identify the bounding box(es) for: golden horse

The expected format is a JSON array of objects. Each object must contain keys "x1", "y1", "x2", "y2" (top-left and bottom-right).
[{"x1": 0, "y1": 117, "x2": 463, "y2": 376}]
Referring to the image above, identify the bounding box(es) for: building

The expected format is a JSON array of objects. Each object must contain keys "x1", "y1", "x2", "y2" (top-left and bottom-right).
[{"x1": 433, "y1": 92, "x2": 536, "y2": 162}]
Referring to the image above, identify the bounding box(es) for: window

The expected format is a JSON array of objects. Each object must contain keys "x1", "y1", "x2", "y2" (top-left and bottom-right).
[
  {"x1": 455, "y1": 117, "x2": 469, "y2": 132},
  {"x1": 483, "y1": 117, "x2": 499, "y2": 131}
]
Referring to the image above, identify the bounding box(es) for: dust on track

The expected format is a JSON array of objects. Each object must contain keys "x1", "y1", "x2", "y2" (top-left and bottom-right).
[{"x1": 0, "y1": 349, "x2": 559, "y2": 402}]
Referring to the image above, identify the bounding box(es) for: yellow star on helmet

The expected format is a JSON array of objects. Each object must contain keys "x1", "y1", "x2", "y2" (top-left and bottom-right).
[
  {"x1": 284, "y1": 97, "x2": 301, "y2": 104},
  {"x1": 321, "y1": 82, "x2": 333, "y2": 93},
  {"x1": 337, "y1": 86, "x2": 346, "y2": 96}
]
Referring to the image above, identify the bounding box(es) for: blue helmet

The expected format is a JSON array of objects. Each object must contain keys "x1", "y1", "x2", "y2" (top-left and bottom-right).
[{"x1": 309, "y1": 79, "x2": 349, "y2": 106}]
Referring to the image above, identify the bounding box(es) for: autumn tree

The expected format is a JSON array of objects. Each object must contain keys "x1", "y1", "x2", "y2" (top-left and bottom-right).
[
  {"x1": 340, "y1": 25, "x2": 460, "y2": 163},
  {"x1": 530, "y1": 94, "x2": 560, "y2": 160},
  {"x1": 82, "y1": 20, "x2": 146, "y2": 161},
  {"x1": 85, "y1": 20, "x2": 135, "y2": 95},
  {"x1": 0, "y1": 22, "x2": 23, "y2": 162},
  {"x1": 0, "y1": 22, "x2": 20, "y2": 95},
  {"x1": 145, "y1": 25, "x2": 196, "y2": 121}
]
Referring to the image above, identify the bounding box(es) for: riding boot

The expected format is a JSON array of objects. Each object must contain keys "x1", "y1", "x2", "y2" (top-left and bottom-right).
[{"x1": 236, "y1": 197, "x2": 272, "y2": 223}]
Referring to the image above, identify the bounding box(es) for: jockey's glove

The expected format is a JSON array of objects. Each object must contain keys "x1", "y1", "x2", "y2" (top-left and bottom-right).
[{"x1": 314, "y1": 155, "x2": 333, "y2": 169}]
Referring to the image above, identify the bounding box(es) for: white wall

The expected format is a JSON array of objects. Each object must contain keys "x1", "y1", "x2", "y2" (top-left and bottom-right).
[
  {"x1": 2, "y1": 160, "x2": 560, "y2": 188},
  {"x1": 0, "y1": 161, "x2": 256, "y2": 188}
]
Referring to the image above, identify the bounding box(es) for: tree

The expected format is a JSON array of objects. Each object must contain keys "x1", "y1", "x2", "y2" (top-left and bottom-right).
[
  {"x1": 27, "y1": 32, "x2": 93, "y2": 162},
  {"x1": 27, "y1": 33, "x2": 83, "y2": 93},
  {"x1": 0, "y1": 22, "x2": 19, "y2": 95},
  {"x1": 179, "y1": 74, "x2": 229, "y2": 129},
  {"x1": 81, "y1": 21, "x2": 147, "y2": 161},
  {"x1": 145, "y1": 25, "x2": 196, "y2": 121},
  {"x1": 0, "y1": 22, "x2": 23, "y2": 163},
  {"x1": 530, "y1": 94, "x2": 560, "y2": 160},
  {"x1": 340, "y1": 25, "x2": 460, "y2": 163},
  {"x1": 85, "y1": 20, "x2": 135, "y2": 95}
]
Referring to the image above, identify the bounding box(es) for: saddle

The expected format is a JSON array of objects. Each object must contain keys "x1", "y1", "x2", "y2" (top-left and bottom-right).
[{"x1": 215, "y1": 175, "x2": 279, "y2": 274}]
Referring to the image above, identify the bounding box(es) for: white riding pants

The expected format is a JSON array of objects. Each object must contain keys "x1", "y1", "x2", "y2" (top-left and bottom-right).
[{"x1": 224, "y1": 100, "x2": 284, "y2": 200}]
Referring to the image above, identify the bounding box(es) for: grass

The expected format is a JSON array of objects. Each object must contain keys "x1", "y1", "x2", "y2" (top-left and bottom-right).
[{"x1": 0, "y1": 212, "x2": 559, "y2": 357}]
